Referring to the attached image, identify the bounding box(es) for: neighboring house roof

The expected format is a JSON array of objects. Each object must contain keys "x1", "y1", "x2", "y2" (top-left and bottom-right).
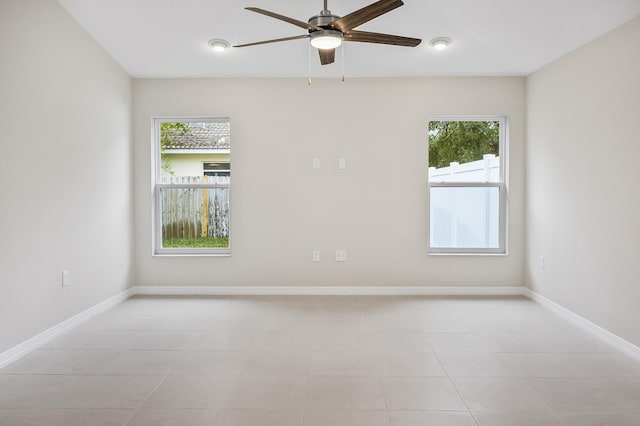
[{"x1": 163, "y1": 121, "x2": 230, "y2": 150}]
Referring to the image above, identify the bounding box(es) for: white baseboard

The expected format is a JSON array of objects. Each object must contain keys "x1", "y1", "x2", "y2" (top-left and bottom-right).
[
  {"x1": 523, "y1": 288, "x2": 640, "y2": 361},
  {"x1": 130, "y1": 285, "x2": 527, "y2": 297},
  {"x1": 0, "y1": 288, "x2": 134, "y2": 369}
]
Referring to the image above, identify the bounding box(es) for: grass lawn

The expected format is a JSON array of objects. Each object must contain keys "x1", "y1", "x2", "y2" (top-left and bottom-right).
[{"x1": 162, "y1": 237, "x2": 229, "y2": 248}]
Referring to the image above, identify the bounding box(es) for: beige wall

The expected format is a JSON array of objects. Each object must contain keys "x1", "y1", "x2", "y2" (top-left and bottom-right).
[
  {"x1": 526, "y1": 17, "x2": 640, "y2": 346},
  {"x1": 0, "y1": 0, "x2": 133, "y2": 353},
  {"x1": 134, "y1": 77, "x2": 526, "y2": 287}
]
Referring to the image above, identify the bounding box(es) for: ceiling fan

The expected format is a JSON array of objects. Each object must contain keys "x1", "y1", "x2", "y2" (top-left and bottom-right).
[{"x1": 234, "y1": 0, "x2": 422, "y2": 65}]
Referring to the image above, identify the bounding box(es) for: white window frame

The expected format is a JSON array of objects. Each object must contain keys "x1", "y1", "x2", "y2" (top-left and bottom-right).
[
  {"x1": 152, "y1": 117, "x2": 231, "y2": 256},
  {"x1": 428, "y1": 116, "x2": 508, "y2": 255}
]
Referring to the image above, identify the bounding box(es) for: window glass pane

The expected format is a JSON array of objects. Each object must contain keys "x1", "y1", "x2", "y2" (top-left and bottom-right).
[
  {"x1": 428, "y1": 121, "x2": 500, "y2": 183},
  {"x1": 160, "y1": 121, "x2": 230, "y2": 180},
  {"x1": 430, "y1": 186, "x2": 500, "y2": 249},
  {"x1": 160, "y1": 187, "x2": 230, "y2": 249}
]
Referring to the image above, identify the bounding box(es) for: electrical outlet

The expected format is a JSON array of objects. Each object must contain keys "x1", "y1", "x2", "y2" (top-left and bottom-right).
[
  {"x1": 312, "y1": 158, "x2": 320, "y2": 169},
  {"x1": 312, "y1": 250, "x2": 320, "y2": 262},
  {"x1": 335, "y1": 250, "x2": 347, "y2": 262},
  {"x1": 62, "y1": 270, "x2": 70, "y2": 287},
  {"x1": 338, "y1": 158, "x2": 346, "y2": 169}
]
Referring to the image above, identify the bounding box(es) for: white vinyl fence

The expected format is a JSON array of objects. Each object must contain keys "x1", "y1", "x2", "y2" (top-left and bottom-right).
[
  {"x1": 429, "y1": 155, "x2": 500, "y2": 249},
  {"x1": 428, "y1": 154, "x2": 499, "y2": 183}
]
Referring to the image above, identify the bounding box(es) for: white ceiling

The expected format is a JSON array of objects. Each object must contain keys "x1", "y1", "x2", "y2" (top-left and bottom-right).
[{"x1": 57, "y1": 0, "x2": 640, "y2": 78}]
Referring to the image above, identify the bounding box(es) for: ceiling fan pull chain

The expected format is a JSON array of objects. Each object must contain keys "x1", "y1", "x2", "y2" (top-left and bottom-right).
[
  {"x1": 307, "y1": 43, "x2": 312, "y2": 86},
  {"x1": 341, "y1": 44, "x2": 345, "y2": 82}
]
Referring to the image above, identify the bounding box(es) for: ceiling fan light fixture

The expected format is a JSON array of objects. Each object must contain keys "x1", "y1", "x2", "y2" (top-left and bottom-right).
[
  {"x1": 208, "y1": 39, "x2": 230, "y2": 52},
  {"x1": 310, "y1": 30, "x2": 343, "y2": 49},
  {"x1": 430, "y1": 37, "x2": 451, "y2": 50}
]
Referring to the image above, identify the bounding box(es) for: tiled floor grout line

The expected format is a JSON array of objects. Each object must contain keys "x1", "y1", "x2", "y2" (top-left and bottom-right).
[
  {"x1": 298, "y1": 374, "x2": 308, "y2": 426},
  {"x1": 521, "y1": 376, "x2": 568, "y2": 426},
  {"x1": 377, "y1": 373, "x2": 393, "y2": 426},
  {"x1": 121, "y1": 362, "x2": 173, "y2": 425},
  {"x1": 430, "y1": 346, "x2": 480, "y2": 426}
]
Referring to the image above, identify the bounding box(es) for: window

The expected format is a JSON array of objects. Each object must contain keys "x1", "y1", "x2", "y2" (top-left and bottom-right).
[
  {"x1": 153, "y1": 118, "x2": 230, "y2": 255},
  {"x1": 428, "y1": 117, "x2": 507, "y2": 254},
  {"x1": 203, "y1": 161, "x2": 230, "y2": 177}
]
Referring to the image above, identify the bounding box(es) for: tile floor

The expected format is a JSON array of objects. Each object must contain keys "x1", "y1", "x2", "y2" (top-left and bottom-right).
[{"x1": 1, "y1": 295, "x2": 640, "y2": 425}]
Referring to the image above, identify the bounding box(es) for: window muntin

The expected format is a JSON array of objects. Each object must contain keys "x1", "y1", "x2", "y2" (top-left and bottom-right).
[
  {"x1": 428, "y1": 118, "x2": 506, "y2": 254},
  {"x1": 153, "y1": 118, "x2": 231, "y2": 255}
]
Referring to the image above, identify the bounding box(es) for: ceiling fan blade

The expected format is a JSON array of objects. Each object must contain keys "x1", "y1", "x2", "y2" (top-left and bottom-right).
[
  {"x1": 233, "y1": 34, "x2": 310, "y2": 48},
  {"x1": 330, "y1": 0, "x2": 404, "y2": 32},
  {"x1": 318, "y1": 48, "x2": 336, "y2": 65},
  {"x1": 245, "y1": 7, "x2": 321, "y2": 31},
  {"x1": 344, "y1": 30, "x2": 421, "y2": 47}
]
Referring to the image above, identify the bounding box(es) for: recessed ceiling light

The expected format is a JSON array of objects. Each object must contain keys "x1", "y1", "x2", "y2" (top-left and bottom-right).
[
  {"x1": 208, "y1": 39, "x2": 230, "y2": 53},
  {"x1": 430, "y1": 37, "x2": 451, "y2": 50}
]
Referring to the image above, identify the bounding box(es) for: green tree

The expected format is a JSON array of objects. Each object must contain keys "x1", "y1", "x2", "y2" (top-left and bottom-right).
[
  {"x1": 159, "y1": 122, "x2": 191, "y2": 175},
  {"x1": 428, "y1": 121, "x2": 499, "y2": 168}
]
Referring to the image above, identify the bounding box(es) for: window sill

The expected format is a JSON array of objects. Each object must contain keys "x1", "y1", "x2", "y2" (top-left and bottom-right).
[
  {"x1": 428, "y1": 252, "x2": 508, "y2": 257},
  {"x1": 153, "y1": 252, "x2": 231, "y2": 257}
]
